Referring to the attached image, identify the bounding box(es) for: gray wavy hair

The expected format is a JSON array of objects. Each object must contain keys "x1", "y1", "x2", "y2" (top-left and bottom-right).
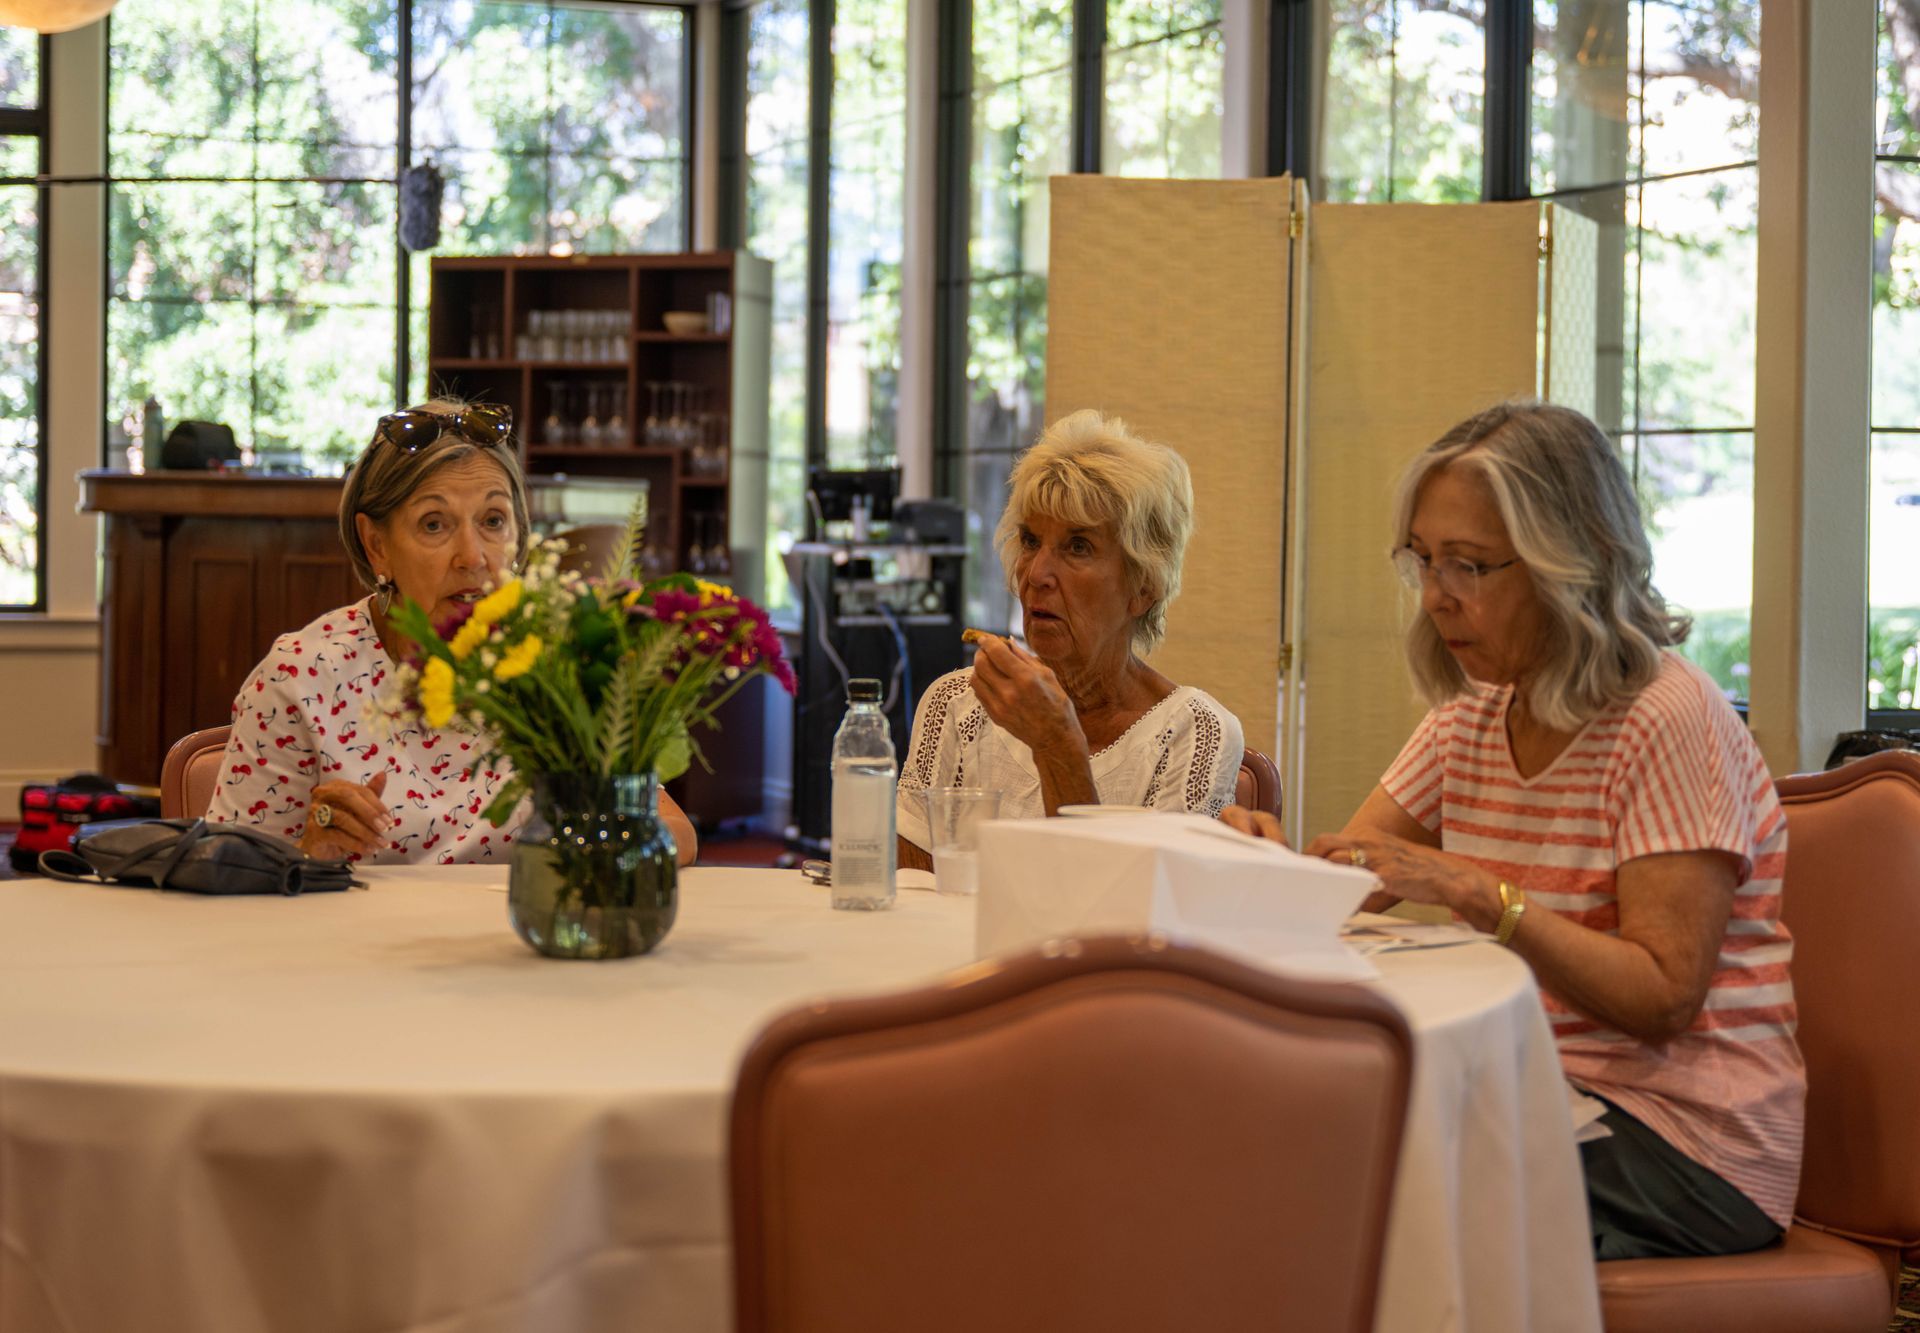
[
  {"x1": 1393, "y1": 401, "x2": 1691, "y2": 730},
  {"x1": 337, "y1": 396, "x2": 532, "y2": 591},
  {"x1": 995, "y1": 409, "x2": 1195, "y2": 653}
]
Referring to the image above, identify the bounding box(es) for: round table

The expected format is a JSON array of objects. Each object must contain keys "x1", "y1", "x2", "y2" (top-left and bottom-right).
[{"x1": 0, "y1": 866, "x2": 1600, "y2": 1333}]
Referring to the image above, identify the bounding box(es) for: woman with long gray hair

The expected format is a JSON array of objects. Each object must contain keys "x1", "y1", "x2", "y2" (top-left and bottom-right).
[{"x1": 1225, "y1": 401, "x2": 1803, "y2": 1261}]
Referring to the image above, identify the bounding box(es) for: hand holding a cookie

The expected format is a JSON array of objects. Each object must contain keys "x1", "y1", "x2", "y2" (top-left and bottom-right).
[{"x1": 967, "y1": 631, "x2": 1087, "y2": 762}]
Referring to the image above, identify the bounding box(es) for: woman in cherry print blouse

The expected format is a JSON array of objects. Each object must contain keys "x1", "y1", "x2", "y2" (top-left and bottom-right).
[{"x1": 207, "y1": 400, "x2": 698, "y2": 867}]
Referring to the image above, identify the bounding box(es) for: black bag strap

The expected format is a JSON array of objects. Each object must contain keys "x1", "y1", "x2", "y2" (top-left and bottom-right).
[
  {"x1": 149, "y1": 817, "x2": 208, "y2": 890},
  {"x1": 37, "y1": 822, "x2": 194, "y2": 884},
  {"x1": 36, "y1": 848, "x2": 102, "y2": 882}
]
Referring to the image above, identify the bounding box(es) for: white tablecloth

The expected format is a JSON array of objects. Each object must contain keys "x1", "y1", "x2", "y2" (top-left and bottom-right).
[{"x1": 0, "y1": 867, "x2": 1599, "y2": 1333}]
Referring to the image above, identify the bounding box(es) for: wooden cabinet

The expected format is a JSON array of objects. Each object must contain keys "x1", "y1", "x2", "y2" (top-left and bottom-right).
[
  {"x1": 82, "y1": 473, "x2": 363, "y2": 786},
  {"x1": 425, "y1": 252, "x2": 772, "y2": 607}
]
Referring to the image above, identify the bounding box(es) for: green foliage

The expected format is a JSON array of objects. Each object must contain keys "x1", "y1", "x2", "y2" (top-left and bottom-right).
[
  {"x1": 1676, "y1": 609, "x2": 1751, "y2": 703},
  {"x1": 103, "y1": 0, "x2": 688, "y2": 467},
  {"x1": 1869, "y1": 607, "x2": 1920, "y2": 711}
]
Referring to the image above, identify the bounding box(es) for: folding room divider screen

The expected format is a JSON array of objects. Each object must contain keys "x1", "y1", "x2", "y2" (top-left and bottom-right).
[{"x1": 1047, "y1": 177, "x2": 1550, "y2": 841}]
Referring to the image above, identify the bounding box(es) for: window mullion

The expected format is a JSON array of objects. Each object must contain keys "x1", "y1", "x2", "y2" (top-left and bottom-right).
[
  {"x1": 1483, "y1": 0, "x2": 1530, "y2": 201},
  {"x1": 1071, "y1": 0, "x2": 1103, "y2": 172}
]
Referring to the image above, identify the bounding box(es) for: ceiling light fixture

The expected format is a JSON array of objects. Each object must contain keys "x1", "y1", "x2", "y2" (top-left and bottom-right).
[{"x1": 0, "y1": 0, "x2": 118, "y2": 35}]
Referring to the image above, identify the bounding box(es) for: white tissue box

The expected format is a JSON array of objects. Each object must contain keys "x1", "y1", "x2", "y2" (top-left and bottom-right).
[{"x1": 975, "y1": 813, "x2": 1379, "y2": 979}]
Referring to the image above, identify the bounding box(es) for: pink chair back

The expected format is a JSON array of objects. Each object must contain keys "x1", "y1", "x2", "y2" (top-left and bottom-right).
[
  {"x1": 731, "y1": 935, "x2": 1413, "y2": 1333},
  {"x1": 161, "y1": 725, "x2": 232, "y2": 819}
]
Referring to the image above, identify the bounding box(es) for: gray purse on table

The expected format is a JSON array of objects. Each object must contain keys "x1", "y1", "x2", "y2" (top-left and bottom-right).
[{"x1": 37, "y1": 818, "x2": 361, "y2": 895}]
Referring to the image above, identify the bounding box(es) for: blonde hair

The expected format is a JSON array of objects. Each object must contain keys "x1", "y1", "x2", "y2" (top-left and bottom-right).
[
  {"x1": 337, "y1": 397, "x2": 532, "y2": 591},
  {"x1": 1393, "y1": 401, "x2": 1691, "y2": 731},
  {"x1": 994, "y1": 409, "x2": 1195, "y2": 653}
]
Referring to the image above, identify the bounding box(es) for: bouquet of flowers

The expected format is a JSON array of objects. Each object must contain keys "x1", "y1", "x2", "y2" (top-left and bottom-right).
[{"x1": 377, "y1": 512, "x2": 795, "y2": 826}]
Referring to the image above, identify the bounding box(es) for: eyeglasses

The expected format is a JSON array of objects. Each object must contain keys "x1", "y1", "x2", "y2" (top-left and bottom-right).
[
  {"x1": 374, "y1": 405, "x2": 513, "y2": 453},
  {"x1": 1392, "y1": 545, "x2": 1521, "y2": 601}
]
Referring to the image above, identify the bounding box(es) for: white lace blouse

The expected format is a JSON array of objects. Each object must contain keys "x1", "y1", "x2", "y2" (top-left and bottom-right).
[{"x1": 895, "y1": 667, "x2": 1246, "y2": 850}]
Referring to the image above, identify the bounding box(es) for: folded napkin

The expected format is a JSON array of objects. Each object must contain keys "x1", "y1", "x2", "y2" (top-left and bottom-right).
[{"x1": 975, "y1": 813, "x2": 1380, "y2": 980}]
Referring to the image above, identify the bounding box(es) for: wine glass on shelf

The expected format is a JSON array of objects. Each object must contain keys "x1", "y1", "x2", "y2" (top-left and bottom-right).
[
  {"x1": 542, "y1": 381, "x2": 570, "y2": 447},
  {"x1": 579, "y1": 383, "x2": 603, "y2": 448},
  {"x1": 644, "y1": 382, "x2": 663, "y2": 446},
  {"x1": 606, "y1": 383, "x2": 627, "y2": 447}
]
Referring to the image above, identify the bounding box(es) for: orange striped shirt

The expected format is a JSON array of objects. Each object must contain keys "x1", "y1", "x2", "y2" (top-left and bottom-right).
[{"x1": 1382, "y1": 652, "x2": 1805, "y2": 1226}]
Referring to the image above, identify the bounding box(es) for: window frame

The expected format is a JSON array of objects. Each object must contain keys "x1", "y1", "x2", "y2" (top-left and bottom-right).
[
  {"x1": 100, "y1": 0, "x2": 696, "y2": 462},
  {"x1": 0, "y1": 32, "x2": 51, "y2": 613},
  {"x1": 1869, "y1": 7, "x2": 1920, "y2": 728}
]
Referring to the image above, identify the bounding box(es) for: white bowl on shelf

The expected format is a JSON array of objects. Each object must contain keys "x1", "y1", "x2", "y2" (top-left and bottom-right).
[{"x1": 662, "y1": 311, "x2": 709, "y2": 335}]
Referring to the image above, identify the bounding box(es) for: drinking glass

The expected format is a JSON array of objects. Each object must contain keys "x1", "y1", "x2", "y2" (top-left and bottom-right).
[{"x1": 921, "y1": 788, "x2": 1002, "y2": 895}]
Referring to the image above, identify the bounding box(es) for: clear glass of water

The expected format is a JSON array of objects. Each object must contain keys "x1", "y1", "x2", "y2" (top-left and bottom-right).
[{"x1": 921, "y1": 788, "x2": 1001, "y2": 895}]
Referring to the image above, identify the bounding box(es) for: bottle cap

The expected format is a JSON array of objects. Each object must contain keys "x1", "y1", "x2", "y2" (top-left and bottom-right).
[{"x1": 847, "y1": 678, "x2": 882, "y2": 704}]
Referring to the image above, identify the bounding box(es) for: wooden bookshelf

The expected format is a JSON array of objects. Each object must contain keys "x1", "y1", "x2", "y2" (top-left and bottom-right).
[{"x1": 424, "y1": 252, "x2": 772, "y2": 606}]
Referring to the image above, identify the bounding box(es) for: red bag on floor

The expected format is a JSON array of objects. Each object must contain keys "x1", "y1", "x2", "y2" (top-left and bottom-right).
[{"x1": 11, "y1": 776, "x2": 161, "y2": 874}]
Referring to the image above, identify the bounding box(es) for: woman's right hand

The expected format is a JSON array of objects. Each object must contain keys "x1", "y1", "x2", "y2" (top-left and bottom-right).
[
  {"x1": 299, "y1": 772, "x2": 391, "y2": 860},
  {"x1": 1219, "y1": 804, "x2": 1289, "y2": 847}
]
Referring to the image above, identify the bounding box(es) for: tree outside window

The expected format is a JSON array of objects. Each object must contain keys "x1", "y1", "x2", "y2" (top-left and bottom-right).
[{"x1": 106, "y1": 0, "x2": 687, "y2": 475}]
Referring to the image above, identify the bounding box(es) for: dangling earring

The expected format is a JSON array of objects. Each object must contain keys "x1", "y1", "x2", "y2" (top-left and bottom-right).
[{"x1": 374, "y1": 576, "x2": 396, "y2": 616}]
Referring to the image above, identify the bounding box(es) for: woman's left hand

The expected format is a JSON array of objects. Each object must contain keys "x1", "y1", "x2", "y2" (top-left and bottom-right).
[
  {"x1": 969, "y1": 635, "x2": 1087, "y2": 760},
  {"x1": 1307, "y1": 831, "x2": 1503, "y2": 931}
]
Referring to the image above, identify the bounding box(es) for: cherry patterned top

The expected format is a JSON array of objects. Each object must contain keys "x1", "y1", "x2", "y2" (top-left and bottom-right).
[{"x1": 206, "y1": 599, "x2": 528, "y2": 864}]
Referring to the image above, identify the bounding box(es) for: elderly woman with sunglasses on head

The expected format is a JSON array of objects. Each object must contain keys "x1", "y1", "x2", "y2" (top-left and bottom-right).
[
  {"x1": 1224, "y1": 401, "x2": 1803, "y2": 1262},
  {"x1": 207, "y1": 399, "x2": 698, "y2": 867}
]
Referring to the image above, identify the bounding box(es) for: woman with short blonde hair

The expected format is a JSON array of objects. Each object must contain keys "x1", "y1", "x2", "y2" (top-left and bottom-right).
[
  {"x1": 897, "y1": 409, "x2": 1243, "y2": 864},
  {"x1": 993, "y1": 408, "x2": 1194, "y2": 653},
  {"x1": 1225, "y1": 401, "x2": 1803, "y2": 1262}
]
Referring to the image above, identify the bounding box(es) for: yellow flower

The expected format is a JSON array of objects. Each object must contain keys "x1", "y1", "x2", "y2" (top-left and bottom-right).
[
  {"x1": 474, "y1": 580, "x2": 523, "y2": 623},
  {"x1": 694, "y1": 579, "x2": 733, "y2": 606},
  {"x1": 493, "y1": 634, "x2": 543, "y2": 681},
  {"x1": 448, "y1": 615, "x2": 491, "y2": 660},
  {"x1": 419, "y1": 657, "x2": 457, "y2": 728},
  {"x1": 447, "y1": 580, "x2": 524, "y2": 660}
]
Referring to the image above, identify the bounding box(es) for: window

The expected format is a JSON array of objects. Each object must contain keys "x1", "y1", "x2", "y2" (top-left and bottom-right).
[
  {"x1": 1871, "y1": 0, "x2": 1920, "y2": 716},
  {"x1": 826, "y1": 0, "x2": 907, "y2": 469},
  {"x1": 956, "y1": 0, "x2": 1074, "y2": 629},
  {"x1": 106, "y1": 0, "x2": 689, "y2": 473},
  {"x1": 1102, "y1": 0, "x2": 1224, "y2": 179},
  {"x1": 1531, "y1": 0, "x2": 1759, "y2": 702},
  {"x1": 1319, "y1": 0, "x2": 1485, "y2": 203},
  {"x1": 942, "y1": 0, "x2": 1229, "y2": 630},
  {"x1": 744, "y1": 0, "x2": 811, "y2": 608},
  {"x1": 0, "y1": 25, "x2": 44, "y2": 610}
]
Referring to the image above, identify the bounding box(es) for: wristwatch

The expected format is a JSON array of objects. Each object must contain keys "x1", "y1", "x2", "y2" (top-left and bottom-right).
[{"x1": 1493, "y1": 880, "x2": 1528, "y2": 947}]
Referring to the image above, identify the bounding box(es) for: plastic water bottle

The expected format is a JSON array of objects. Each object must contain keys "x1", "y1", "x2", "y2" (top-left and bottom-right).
[{"x1": 831, "y1": 678, "x2": 896, "y2": 910}]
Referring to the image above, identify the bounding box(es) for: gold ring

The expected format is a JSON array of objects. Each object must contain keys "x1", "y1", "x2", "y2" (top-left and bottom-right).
[
  {"x1": 1350, "y1": 847, "x2": 1367, "y2": 869},
  {"x1": 313, "y1": 803, "x2": 334, "y2": 828}
]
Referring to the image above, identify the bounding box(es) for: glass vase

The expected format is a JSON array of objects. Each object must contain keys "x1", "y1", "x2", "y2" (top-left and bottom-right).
[{"x1": 508, "y1": 773, "x2": 679, "y2": 960}]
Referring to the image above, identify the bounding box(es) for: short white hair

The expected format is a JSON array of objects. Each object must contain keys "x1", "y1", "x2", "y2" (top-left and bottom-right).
[
  {"x1": 995, "y1": 410, "x2": 1195, "y2": 653},
  {"x1": 1393, "y1": 401, "x2": 1690, "y2": 731}
]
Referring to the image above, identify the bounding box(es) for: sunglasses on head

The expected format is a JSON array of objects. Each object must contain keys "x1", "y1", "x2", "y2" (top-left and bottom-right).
[{"x1": 374, "y1": 404, "x2": 514, "y2": 453}]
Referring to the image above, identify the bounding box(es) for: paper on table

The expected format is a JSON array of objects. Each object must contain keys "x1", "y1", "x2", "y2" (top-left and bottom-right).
[
  {"x1": 1341, "y1": 911, "x2": 1485, "y2": 955},
  {"x1": 976, "y1": 813, "x2": 1381, "y2": 980}
]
